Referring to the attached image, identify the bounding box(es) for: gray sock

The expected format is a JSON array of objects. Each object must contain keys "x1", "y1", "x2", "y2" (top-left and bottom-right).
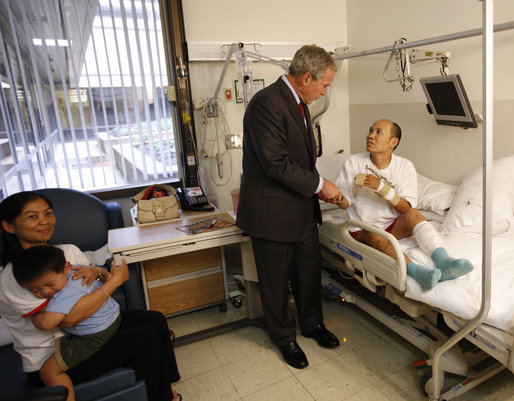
[
  {"x1": 431, "y1": 247, "x2": 473, "y2": 282},
  {"x1": 407, "y1": 262, "x2": 441, "y2": 290}
]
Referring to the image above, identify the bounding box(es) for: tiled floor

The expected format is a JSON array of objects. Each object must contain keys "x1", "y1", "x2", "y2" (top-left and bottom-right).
[{"x1": 167, "y1": 291, "x2": 514, "y2": 401}]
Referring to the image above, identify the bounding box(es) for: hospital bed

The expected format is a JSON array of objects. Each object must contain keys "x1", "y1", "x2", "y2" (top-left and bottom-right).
[{"x1": 316, "y1": 154, "x2": 514, "y2": 400}]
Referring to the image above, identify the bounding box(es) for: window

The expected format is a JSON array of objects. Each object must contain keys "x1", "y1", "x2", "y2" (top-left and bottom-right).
[{"x1": 0, "y1": 0, "x2": 181, "y2": 199}]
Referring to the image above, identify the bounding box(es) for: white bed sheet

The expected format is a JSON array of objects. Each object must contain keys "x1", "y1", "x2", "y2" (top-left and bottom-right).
[
  {"x1": 403, "y1": 218, "x2": 514, "y2": 334},
  {"x1": 322, "y1": 209, "x2": 514, "y2": 333}
]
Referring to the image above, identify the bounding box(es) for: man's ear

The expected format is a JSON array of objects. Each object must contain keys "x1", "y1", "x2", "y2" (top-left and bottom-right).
[
  {"x1": 391, "y1": 137, "x2": 399, "y2": 149},
  {"x1": 302, "y1": 72, "x2": 312, "y2": 85},
  {"x1": 1, "y1": 220, "x2": 15, "y2": 234}
]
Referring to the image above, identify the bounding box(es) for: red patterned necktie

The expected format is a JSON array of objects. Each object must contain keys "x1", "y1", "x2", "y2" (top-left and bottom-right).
[{"x1": 299, "y1": 102, "x2": 305, "y2": 119}]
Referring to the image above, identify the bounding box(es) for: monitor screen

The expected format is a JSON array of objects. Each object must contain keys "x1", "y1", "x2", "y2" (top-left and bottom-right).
[{"x1": 419, "y1": 74, "x2": 477, "y2": 128}]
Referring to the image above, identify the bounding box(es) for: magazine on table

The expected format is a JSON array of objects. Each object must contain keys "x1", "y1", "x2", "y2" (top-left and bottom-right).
[{"x1": 176, "y1": 216, "x2": 234, "y2": 235}]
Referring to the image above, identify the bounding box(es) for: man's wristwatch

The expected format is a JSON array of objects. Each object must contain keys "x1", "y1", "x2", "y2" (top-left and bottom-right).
[{"x1": 96, "y1": 267, "x2": 102, "y2": 281}]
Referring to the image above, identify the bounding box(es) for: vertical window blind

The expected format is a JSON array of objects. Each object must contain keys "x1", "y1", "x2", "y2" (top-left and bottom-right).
[{"x1": 0, "y1": 0, "x2": 180, "y2": 199}]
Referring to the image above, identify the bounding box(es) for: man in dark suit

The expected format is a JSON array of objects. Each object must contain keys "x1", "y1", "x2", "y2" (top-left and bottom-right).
[{"x1": 236, "y1": 45, "x2": 343, "y2": 369}]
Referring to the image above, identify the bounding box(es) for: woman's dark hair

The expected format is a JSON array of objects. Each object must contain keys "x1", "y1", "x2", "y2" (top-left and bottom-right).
[
  {"x1": 12, "y1": 245, "x2": 65, "y2": 288},
  {"x1": 0, "y1": 192, "x2": 53, "y2": 267}
]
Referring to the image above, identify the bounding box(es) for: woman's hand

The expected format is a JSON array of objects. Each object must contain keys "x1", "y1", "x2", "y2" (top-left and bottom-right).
[
  {"x1": 61, "y1": 259, "x2": 128, "y2": 328},
  {"x1": 107, "y1": 259, "x2": 129, "y2": 287},
  {"x1": 71, "y1": 265, "x2": 100, "y2": 287}
]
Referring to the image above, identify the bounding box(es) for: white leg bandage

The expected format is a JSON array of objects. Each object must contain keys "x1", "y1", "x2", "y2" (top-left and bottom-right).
[{"x1": 413, "y1": 220, "x2": 443, "y2": 256}]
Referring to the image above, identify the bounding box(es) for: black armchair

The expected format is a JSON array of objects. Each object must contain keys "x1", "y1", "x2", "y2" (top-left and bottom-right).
[{"x1": 0, "y1": 188, "x2": 148, "y2": 401}]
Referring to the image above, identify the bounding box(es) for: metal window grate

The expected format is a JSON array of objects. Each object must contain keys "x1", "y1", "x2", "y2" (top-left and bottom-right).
[{"x1": 0, "y1": 0, "x2": 179, "y2": 199}]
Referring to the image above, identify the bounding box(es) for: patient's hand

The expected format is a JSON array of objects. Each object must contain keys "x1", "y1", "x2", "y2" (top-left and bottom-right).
[
  {"x1": 319, "y1": 178, "x2": 343, "y2": 204},
  {"x1": 336, "y1": 196, "x2": 349, "y2": 210},
  {"x1": 354, "y1": 174, "x2": 380, "y2": 191}
]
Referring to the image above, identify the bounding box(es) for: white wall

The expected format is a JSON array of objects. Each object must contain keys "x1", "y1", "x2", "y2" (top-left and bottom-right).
[
  {"x1": 182, "y1": 0, "x2": 350, "y2": 211},
  {"x1": 182, "y1": 0, "x2": 514, "y2": 202},
  {"x1": 346, "y1": 0, "x2": 514, "y2": 184}
]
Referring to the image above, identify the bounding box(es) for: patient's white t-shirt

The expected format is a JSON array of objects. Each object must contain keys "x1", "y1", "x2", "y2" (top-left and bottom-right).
[
  {"x1": 0, "y1": 244, "x2": 90, "y2": 372},
  {"x1": 335, "y1": 153, "x2": 418, "y2": 232}
]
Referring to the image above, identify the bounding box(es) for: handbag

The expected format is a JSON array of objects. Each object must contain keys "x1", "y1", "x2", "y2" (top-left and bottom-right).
[{"x1": 132, "y1": 185, "x2": 181, "y2": 223}]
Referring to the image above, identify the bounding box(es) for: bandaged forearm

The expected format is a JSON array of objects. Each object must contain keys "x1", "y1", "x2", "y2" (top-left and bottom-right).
[
  {"x1": 376, "y1": 181, "x2": 400, "y2": 206},
  {"x1": 354, "y1": 173, "x2": 400, "y2": 206}
]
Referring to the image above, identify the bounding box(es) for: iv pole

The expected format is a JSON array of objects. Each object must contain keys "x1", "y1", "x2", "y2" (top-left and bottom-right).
[{"x1": 430, "y1": 1, "x2": 494, "y2": 399}]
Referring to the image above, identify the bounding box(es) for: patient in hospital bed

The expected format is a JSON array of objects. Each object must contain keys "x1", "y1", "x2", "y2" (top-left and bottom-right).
[{"x1": 334, "y1": 119, "x2": 473, "y2": 290}]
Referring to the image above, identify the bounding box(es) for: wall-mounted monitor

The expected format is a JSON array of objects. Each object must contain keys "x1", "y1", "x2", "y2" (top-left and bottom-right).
[{"x1": 419, "y1": 74, "x2": 478, "y2": 128}]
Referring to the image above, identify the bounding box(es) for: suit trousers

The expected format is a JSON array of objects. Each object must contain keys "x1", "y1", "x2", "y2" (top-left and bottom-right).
[{"x1": 251, "y1": 220, "x2": 323, "y2": 347}]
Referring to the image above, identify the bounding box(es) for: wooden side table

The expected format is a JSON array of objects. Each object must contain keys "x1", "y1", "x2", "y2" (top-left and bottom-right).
[{"x1": 109, "y1": 212, "x2": 260, "y2": 318}]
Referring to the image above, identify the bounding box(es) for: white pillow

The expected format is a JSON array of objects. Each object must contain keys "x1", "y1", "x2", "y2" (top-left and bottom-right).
[
  {"x1": 442, "y1": 155, "x2": 514, "y2": 235},
  {"x1": 417, "y1": 174, "x2": 458, "y2": 216},
  {"x1": 316, "y1": 152, "x2": 350, "y2": 183},
  {"x1": 419, "y1": 209, "x2": 445, "y2": 223}
]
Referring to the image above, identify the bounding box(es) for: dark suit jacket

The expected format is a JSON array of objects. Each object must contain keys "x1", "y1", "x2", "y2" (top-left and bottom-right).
[{"x1": 236, "y1": 77, "x2": 322, "y2": 242}]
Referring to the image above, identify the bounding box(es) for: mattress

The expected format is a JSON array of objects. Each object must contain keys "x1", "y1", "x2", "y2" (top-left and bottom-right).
[
  {"x1": 322, "y1": 209, "x2": 514, "y2": 333},
  {"x1": 403, "y1": 218, "x2": 514, "y2": 333}
]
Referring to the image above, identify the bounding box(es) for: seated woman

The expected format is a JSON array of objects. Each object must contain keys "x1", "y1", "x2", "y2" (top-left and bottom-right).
[{"x1": 0, "y1": 191, "x2": 181, "y2": 401}]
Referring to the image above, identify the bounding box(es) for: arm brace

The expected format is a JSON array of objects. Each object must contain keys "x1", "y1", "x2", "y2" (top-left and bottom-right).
[{"x1": 354, "y1": 173, "x2": 400, "y2": 207}]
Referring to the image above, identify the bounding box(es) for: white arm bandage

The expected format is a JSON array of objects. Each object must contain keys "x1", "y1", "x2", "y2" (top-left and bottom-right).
[{"x1": 376, "y1": 181, "x2": 400, "y2": 206}]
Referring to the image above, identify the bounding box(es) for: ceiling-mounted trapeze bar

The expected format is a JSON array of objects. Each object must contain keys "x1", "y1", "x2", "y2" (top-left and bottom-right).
[{"x1": 333, "y1": 21, "x2": 514, "y2": 60}]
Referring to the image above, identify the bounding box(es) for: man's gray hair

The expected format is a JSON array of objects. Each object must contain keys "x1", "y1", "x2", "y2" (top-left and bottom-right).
[{"x1": 288, "y1": 44, "x2": 337, "y2": 80}]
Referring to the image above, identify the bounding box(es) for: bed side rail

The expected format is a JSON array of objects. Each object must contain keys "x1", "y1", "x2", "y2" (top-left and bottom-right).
[{"x1": 320, "y1": 218, "x2": 407, "y2": 292}]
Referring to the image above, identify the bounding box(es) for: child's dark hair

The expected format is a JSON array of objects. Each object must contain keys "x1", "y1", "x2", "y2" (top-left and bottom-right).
[{"x1": 12, "y1": 245, "x2": 66, "y2": 287}]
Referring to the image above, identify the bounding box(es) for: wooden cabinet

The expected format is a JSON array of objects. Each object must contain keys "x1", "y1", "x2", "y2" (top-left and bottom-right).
[{"x1": 143, "y1": 247, "x2": 225, "y2": 316}]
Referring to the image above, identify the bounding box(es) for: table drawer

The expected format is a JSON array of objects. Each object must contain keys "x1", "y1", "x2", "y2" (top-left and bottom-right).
[
  {"x1": 144, "y1": 247, "x2": 221, "y2": 281},
  {"x1": 147, "y1": 270, "x2": 225, "y2": 316}
]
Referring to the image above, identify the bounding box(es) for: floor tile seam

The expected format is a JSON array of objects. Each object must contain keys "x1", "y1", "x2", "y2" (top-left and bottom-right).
[
  {"x1": 210, "y1": 345, "x2": 274, "y2": 368},
  {"x1": 175, "y1": 363, "x2": 225, "y2": 383},
  {"x1": 222, "y1": 361, "x2": 294, "y2": 400},
  {"x1": 369, "y1": 368, "x2": 428, "y2": 401},
  {"x1": 238, "y1": 375, "x2": 317, "y2": 401},
  {"x1": 222, "y1": 347, "x2": 295, "y2": 398},
  {"x1": 294, "y1": 369, "x2": 379, "y2": 401},
  {"x1": 220, "y1": 364, "x2": 247, "y2": 401},
  {"x1": 313, "y1": 352, "x2": 407, "y2": 387},
  {"x1": 296, "y1": 352, "x2": 346, "y2": 372},
  {"x1": 172, "y1": 365, "x2": 228, "y2": 390}
]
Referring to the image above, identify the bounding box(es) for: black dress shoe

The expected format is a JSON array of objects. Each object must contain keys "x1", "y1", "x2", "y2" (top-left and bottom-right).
[
  {"x1": 279, "y1": 341, "x2": 309, "y2": 369},
  {"x1": 303, "y1": 323, "x2": 340, "y2": 349}
]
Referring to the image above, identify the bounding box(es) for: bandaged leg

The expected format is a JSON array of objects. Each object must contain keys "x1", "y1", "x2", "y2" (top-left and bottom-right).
[
  {"x1": 413, "y1": 221, "x2": 473, "y2": 281},
  {"x1": 412, "y1": 220, "x2": 443, "y2": 254},
  {"x1": 407, "y1": 262, "x2": 441, "y2": 290}
]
